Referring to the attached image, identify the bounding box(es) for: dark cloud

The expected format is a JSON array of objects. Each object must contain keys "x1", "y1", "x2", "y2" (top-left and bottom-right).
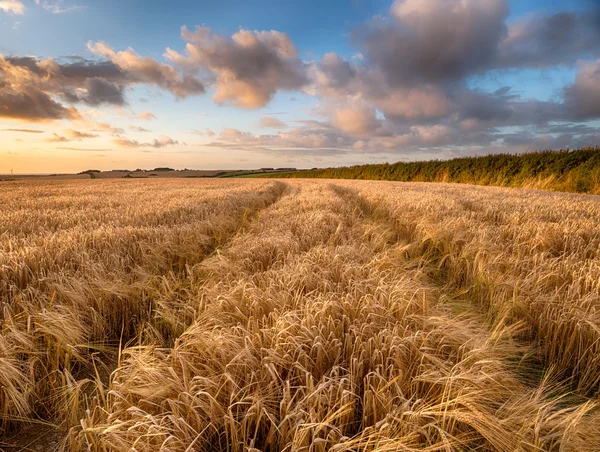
[
  {"x1": 355, "y1": 0, "x2": 508, "y2": 86},
  {"x1": 546, "y1": 124, "x2": 599, "y2": 135},
  {"x1": 316, "y1": 53, "x2": 357, "y2": 94},
  {"x1": 563, "y1": 59, "x2": 600, "y2": 119},
  {"x1": 498, "y1": 128, "x2": 600, "y2": 151},
  {"x1": 0, "y1": 55, "x2": 112, "y2": 121},
  {"x1": 455, "y1": 88, "x2": 523, "y2": 124},
  {"x1": 82, "y1": 77, "x2": 126, "y2": 106},
  {"x1": 7, "y1": 56, "x2": 127, "y2": 83},
  {"x1": 0, "y1": 83, "x2": 79, "y2": 122},
  {"x1": 497, "y1": 10, "x2": 600, "y2": 69}
]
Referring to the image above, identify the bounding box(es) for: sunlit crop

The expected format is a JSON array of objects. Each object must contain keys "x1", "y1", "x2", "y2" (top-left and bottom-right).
[{"x1": 1, "y1": 178, "x2": 599, "y2": 451}]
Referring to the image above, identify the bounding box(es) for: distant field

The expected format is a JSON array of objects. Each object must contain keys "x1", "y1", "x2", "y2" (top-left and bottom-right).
[
  {"x1": 0, "y1": 169, "x2": 290, "y2": 181},
  {"x1": 0, "y1": 170, "x2": 225, "y2": 181},
  {"x1": 1, "y1": 179, "x2": 599, "y2": 451}
]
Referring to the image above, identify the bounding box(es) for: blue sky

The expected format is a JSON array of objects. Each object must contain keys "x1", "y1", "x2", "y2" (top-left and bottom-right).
[{"x1": 1, "y1": 0, "x2": 599, "y2": 173}]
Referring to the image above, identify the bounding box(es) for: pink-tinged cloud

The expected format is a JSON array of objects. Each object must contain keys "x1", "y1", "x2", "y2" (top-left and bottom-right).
[
  {"x1": 137, "y1": 110, "x2": 157, "y2": 120},
  {"x1": 259, "y1": 116, "x2": 288, "y2": 129},
  {"x1": 88, "y1": 41, "x2": 205, "y2": 98},
  {"x1": 112, "y1": 135, "x2": 179, "y2": 148},
  {"x1": 45, "y1": 129, "x2": 99, "y2": 142},
  {"x1": 208, "y1": 120, "x2": 464, "y2": 155},
  {"x1": 329, "y1": 104, "x2": 381, "y2": 136},
  {"x1": 88, "y1": 121, "x2": 125, "y2": 134},
  {"x1": 165, "y1": 26, "x2": 309, "y2": 108},
  {"x1": 128, "y1": 125, "x2": 150, "y2": 132},
  {"x1": 45, "y1": 133, "x2": 70, "y2": 143},
  {"x1": 64, "y1": 129, "x2": 99, "y2": 139}
]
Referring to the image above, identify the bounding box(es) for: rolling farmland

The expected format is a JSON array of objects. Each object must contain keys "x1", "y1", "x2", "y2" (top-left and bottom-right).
[{"x1": 1, "y1": 178, "x2": 599, "y2": 451}]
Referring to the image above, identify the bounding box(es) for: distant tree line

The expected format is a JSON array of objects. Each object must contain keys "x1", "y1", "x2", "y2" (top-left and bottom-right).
[{"x1": 273, "y1": 147, "x2": 600, "y2": 194}]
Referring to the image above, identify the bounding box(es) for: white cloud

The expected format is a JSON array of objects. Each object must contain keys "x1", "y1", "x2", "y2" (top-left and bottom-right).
[
  {"x1": 0, "y1": 0, "x2": 25, "y2": 15},
  {"x1": 35, "y1": 0, "x2": 85, "y2": 14}
]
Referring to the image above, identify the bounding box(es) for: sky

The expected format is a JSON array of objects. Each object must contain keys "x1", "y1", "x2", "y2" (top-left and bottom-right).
[{"x1": 1, "y1": 0, "x2": 599, "y2": 173}]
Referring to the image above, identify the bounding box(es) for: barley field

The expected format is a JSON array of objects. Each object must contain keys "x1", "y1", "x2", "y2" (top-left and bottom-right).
[{"x1": 1, "y1": 178, "x2": 599, "y2": 451}]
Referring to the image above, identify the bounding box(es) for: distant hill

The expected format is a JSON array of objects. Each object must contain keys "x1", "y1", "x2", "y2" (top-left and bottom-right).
[
  {"x1": 267, "y1": 147, "x2": 600, "y2": 194},
  {"x1": 0, "y1": 168, "x2": 297, "y2": 181}
]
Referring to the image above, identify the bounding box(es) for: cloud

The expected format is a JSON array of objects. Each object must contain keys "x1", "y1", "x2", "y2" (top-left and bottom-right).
[
  {"x1": 0, "y1": 55, "x2": 134, "y2": 121},
  {"x1": 0, "y1": 0, "x2": 24, "y2": 14},
  {"x1": 149, "y1": 136, "x2": 179, "y2": 148},
  {"x1": 64, "y1": 128, "x2": 98, "y2": 139},
  {"x1": 45, "y1": 128, "x2": 99, "y2": 142},
  {"x1": 2, "y1": 128, "x2": 44, "y2": 133},
  {"x1": 45, "y1": 133, "x2": 70, "y2": 143},
  {"x1": 35, "y1": 0, "x2": 86, "y2": 14},
  {"x1": 498, "y1": 10, "x2": 600, "y2": 69},
  {"x1": 207, "y1": 122, "x2": 355, "y2": 155},
  {"x1": 3, "y1": 0, "x2": 600, "y2": 158},
  {"x1": 258, "y1": 116, "x2": 288, "y2": 129},
  {"x1": 112, "y1": 137, "x2": 141, "y2": 148},
  {"x1": 359, "y1": 0, "x2": 509, "y2": 85},
  {"x1": 88, "y1": 120, "x2": 125, "y2": 134},
  {"x1": 128, "y1": 125, "x2": 150, "y2": 132},
  {"x1": 564, "y1": 59, "x2": 600, "y2": 119},
  {"x1": 0, "y1": 56, "x2": 81, "y2": 121},
  {"x1": 57, "y1": 147, "x2": 110, "y2": 151},
  {"x1": 0, "y1": 46, "x2": 203, "y2": 121},
  {"x1": 190, "y1": 128, "x2": 216, "y2": 136},
  {"x1": 165, "y1": 26, "x2": 309, "y2": 108},
  {"x1": 137, "y1": 110, "x2": 157, "y2": 120},
  {"x1": 313, "y1": 53, "x2": 454, "y2": 122},
  {"x1": 329, "y1": 103, "x2": 381, "y2": 136},
  {"x1": 88, "y1": 41, "x2": 205, "y2": 98},
  {"x1": 112, "y1": 135, "x2": 179, "y2": 148},
  {"x1": 224, "y1": 117, "x2": 598, "y2": 157},
  {"x1": 297, "y1": 0, "x2": 600, "y2": 159},
  {"x1": 82, "y1": 77, "x2": 126, "y2": 106}
]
